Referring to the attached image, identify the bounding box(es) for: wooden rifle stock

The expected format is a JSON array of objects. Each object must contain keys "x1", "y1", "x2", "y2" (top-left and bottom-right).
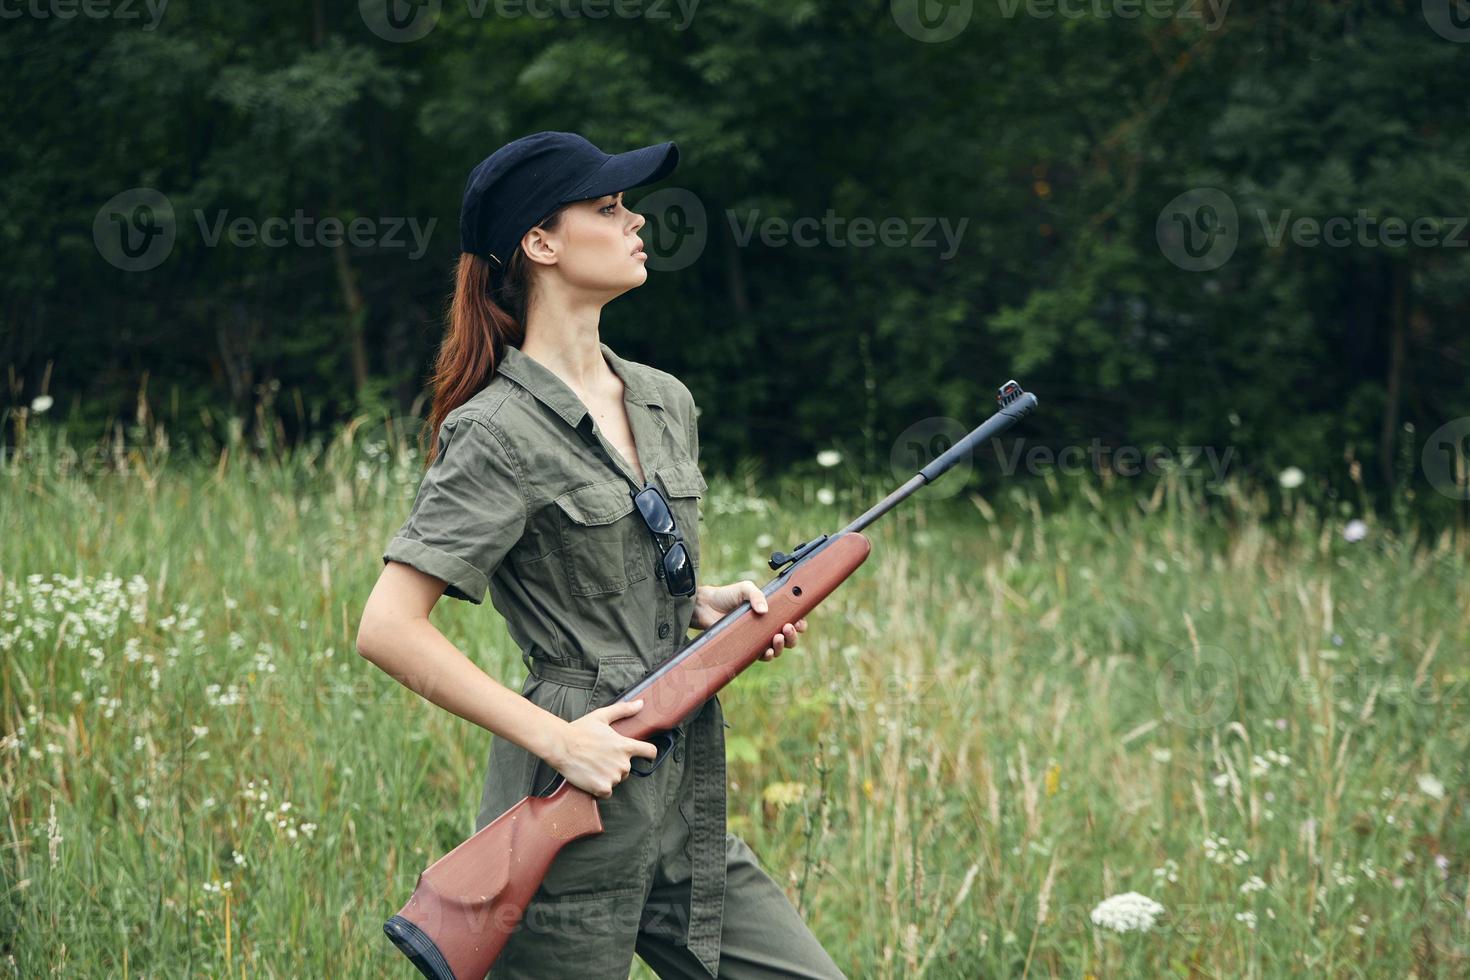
[{"x1": 384, "y1": 532, "x2": 873, "y2": 980}]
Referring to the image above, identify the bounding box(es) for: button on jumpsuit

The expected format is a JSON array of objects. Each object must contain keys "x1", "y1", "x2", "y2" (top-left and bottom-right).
[{"x1": 383, "y1": 341, "x2": 846, "y2": 979}]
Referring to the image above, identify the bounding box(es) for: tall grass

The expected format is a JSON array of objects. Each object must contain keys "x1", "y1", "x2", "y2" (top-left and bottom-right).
[{"x1": 2, "y1": 418, "x2": 1468, "y2": 977}]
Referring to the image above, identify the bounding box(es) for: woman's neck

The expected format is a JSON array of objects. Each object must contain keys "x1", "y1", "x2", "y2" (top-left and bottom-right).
[{"x1": 519, "y1": 290, "x2": 612, "y2": 393}]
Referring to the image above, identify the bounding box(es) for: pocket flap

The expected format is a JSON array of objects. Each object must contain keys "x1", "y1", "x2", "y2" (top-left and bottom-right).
[
  {"x1": 554, "y1": 480, "x2": 636, "y2": 526},
  {"x1": 658, "y1": 458, "x2": 708, "y2": 498}
]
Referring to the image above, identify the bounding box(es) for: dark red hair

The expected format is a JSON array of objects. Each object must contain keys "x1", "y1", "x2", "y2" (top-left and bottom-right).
[{"x1": 422, "y1": 207, "x2": 566, "y2": 465}]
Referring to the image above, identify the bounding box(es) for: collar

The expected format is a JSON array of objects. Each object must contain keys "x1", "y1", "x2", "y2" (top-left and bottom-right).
[{"x1": 496, "y1": 340, "x2": 664, "y2": 429}]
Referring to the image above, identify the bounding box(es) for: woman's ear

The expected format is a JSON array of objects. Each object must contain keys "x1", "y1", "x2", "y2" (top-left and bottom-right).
[{"x1": 520, "y1": 224, "x2": 559, "y2": 269}]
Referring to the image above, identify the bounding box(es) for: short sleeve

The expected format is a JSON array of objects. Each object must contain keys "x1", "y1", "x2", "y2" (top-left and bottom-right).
[{"x1": 383, "y1": 416, "x2": 527, "y2": 604}]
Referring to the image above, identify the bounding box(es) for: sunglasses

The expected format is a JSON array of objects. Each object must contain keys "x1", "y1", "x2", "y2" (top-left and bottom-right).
[{"x1": 631, "y1": 484, "x2": 696, "y2": 597}]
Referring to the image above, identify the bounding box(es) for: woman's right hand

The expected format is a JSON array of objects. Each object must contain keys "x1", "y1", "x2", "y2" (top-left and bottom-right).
[{"x1": 548, "y1": 699, "x2": 660, "y2": 799}]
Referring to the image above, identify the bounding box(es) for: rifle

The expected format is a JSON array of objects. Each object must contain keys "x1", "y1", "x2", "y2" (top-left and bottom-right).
[{"x1": 384, "y1": 380, "x2": 1039, "y2": 979}]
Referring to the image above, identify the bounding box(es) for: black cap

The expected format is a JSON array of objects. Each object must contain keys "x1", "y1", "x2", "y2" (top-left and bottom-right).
[{"x1": 459, "y1": 131, "x2": 680, "y2": 290}]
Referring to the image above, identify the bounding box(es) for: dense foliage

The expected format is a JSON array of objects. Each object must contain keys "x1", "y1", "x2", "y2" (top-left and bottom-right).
[{"x1": 3, "y1": 1, "x2": 1467, "y2": 522}]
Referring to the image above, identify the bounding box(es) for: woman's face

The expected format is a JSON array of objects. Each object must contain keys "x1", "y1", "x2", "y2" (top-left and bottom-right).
[{"x1": 525, "y1": 190, "x2": 649, "y2": 297}]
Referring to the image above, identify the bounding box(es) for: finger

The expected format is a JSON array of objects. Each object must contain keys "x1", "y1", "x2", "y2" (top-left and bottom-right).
[
  {"x1": 745, "y1": 581, "x2": 768, "y2": 613},
  {"x1": 628, "y1": 738, "x2": 660, "y2": 760},
  {"x1": 795, "y1": 619, "x2": 807, "y2": 631},
  {"x1": 762, "y1": 646, "x2": 774, "y2": 660},
  {"x1": 602, "y1": 698, "x2": 645, "y2": 719}
]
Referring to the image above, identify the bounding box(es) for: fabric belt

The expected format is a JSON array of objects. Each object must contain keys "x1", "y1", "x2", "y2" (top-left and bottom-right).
[{"x1": 525, "y1": 657, "x2": 598, "y2": 689}]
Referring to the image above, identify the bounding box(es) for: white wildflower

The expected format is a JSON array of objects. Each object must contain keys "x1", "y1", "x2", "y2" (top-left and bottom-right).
[
  {"x1": 1090, "y1": 892, "x2": 1165, "y2": 933},
  {"x1": 1278, "y1": 466, "x2": 1305, "y2": 489},
  {"x1": 815, "y1": 487, "x2": 835, "y2": 506},
  {"x1": 1240, "y1": 875, "x2": 1266, "y2": 895},
  {"x1": 1342, "y1": 519, "x2": 1367, "y2": 543},
  {"x1": 816, "y1": 450, "x2": 842, "y2": 468},
  {"x1": 1417, "y1": 773, "x2": 1445, "y2": 800},
  {"x1": 1235, "y1": 910, "x2": 1257, "y2": 930},
  {"x1": 31, "y1": 394, "x2": 54, "y2": 414}
]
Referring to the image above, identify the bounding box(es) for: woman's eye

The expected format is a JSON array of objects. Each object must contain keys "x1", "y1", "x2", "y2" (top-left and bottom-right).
[{"x1": 601, "y1": 202, "x2": 617, "y2": 214}]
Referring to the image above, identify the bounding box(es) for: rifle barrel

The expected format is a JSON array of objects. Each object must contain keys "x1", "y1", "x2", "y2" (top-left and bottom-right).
[{"x1": 842, "y1": 389, "x2": 1038, "y2": 536}]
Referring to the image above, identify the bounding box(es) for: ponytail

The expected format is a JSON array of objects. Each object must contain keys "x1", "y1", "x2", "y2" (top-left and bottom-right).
[{"x1": 423, "y1": 207, "x2": 565, "y2": 465}]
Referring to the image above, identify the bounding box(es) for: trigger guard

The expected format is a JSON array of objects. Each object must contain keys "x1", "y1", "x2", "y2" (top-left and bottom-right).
[{"x1": 630, "y1": 729, "x2": 679, "y2": 777}]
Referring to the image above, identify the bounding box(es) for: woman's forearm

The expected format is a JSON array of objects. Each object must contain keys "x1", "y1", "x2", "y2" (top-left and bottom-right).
[{"x1": 356, "y1": 616, "x2": 569, "y2": 766}]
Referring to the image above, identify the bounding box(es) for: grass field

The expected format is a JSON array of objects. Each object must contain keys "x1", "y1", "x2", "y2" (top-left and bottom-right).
[{"x1": 3, "y1": 422, "x2": 1468, "y2": 977}]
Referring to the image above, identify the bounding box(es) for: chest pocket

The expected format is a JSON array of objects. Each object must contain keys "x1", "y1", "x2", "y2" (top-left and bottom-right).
[
  {"x1": 554, "y1": 479, "x2": 651, "y2": 597},
  {"x1": 653, "y1": 458, "x2": 708, "y2": 573}
]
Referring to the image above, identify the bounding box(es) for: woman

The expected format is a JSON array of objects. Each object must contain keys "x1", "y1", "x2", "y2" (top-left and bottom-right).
[{"x1": 356, "y1": 132, "x2": 846, "y2": 979}]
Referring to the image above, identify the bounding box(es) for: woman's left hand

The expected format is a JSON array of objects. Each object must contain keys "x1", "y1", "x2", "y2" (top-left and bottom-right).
[{"x1": 690, "y1": 581, "x2": 807, "y2": 661}]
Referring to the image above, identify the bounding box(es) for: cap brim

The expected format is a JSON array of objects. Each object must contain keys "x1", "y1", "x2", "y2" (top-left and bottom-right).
[{"x1": 562, "y1": 141, "x2": 680, "y2": 203}]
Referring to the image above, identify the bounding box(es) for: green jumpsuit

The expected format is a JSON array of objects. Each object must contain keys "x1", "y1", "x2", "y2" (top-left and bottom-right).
[{"x1": 383, "y1": 341, "x2": 846, "y2": 979}]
